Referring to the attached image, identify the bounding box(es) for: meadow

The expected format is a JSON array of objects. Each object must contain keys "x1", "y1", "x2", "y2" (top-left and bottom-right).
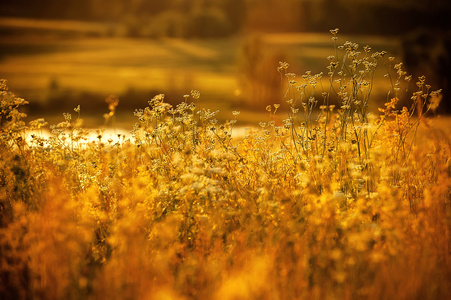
[
  {"x1": 0, "y1": 17, "x2": 400, "y2": 127},
  {"x1": 1, "y1": 27, "x2": 450, "y2": 300}
]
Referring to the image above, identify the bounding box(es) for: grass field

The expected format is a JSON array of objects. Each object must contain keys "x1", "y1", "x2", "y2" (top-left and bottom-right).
[
  {"x1": 1, "y1": 76, "x2": 450, "y2": 299},
  {"x1": 0, "y1": 17, "x2": 401, "y2": 127},
  {"x1": 2, "y1": 19, "x2": 449, "y2": 299}
]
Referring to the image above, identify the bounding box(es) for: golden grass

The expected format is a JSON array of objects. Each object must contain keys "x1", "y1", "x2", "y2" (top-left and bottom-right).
[{"x1": 1, "y1": 31, "x2": 450, "y2": 300}]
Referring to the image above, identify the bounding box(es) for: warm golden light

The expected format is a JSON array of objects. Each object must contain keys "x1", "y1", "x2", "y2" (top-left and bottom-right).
[{"x1": 1, "y1": 1, "x2": 450, "y2": 299}]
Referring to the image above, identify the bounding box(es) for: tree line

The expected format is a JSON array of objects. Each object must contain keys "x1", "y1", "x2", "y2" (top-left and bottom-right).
[{"x1": 1, "y1": 0, "x2": 450, "y2": 37}]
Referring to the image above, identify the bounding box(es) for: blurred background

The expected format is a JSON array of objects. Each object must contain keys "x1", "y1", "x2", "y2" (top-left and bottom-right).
[{"x1": 1, "y1": 0, "x2": 450, "y2": 127}]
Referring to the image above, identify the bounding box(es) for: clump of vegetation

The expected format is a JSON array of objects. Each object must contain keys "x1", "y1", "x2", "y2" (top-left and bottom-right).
[{"x1": 1, "y1": 30, "x2": 450, "y2": 300}]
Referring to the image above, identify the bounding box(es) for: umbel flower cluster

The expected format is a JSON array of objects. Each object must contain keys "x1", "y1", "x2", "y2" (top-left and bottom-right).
[{"x1": 0, "y1": 31, "x2": 450, "y2": 299}]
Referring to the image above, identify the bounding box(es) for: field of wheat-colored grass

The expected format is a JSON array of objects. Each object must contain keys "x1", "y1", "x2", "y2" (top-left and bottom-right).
[{"x1": 1, "y1": 30, "x2": 450, "y2": 300}]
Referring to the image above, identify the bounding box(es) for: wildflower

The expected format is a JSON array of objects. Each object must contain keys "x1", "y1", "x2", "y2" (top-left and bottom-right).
[
  {"x1": 330, "y1": 28, "x2": 339, "y2": 35},
  {"x1": 394, "y1": 62, "x2": 403, "y2": 69},
  {"x1": 191, "y1": 90, "x2": 200, "y2": 99},
  {"x1": 29, "y1": 118, "x2": 48, "y2": 129},
  {"x1": 278, "y1": 61, "x2": 289, "y2": 72}
]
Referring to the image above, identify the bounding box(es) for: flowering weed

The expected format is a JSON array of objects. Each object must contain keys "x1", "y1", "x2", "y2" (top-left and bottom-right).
[{"x1": 0, "y1": 30, "x2": 450, "y2": 300}]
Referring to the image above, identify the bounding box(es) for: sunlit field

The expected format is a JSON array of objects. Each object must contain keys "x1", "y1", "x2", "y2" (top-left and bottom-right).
[
  {"x1": 1, "y1": 27, "x2": 451, "y2": 300},
  {"x1": 0, "y1": 17, "x2": 401, "y2": 128}
]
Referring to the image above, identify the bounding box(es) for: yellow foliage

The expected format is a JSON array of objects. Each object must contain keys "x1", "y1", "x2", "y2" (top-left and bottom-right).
[{"x1": 1, "y1": 32, "x2": 450, "y2": 299}]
